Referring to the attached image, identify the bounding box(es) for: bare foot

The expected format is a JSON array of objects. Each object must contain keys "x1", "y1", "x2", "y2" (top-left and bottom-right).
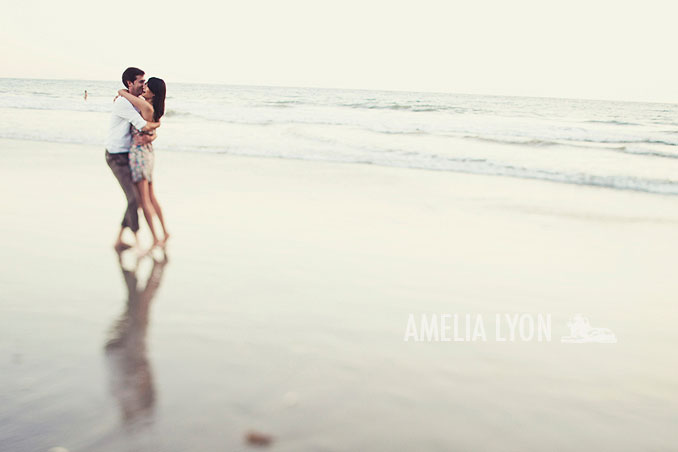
[
  {"x1": 114, "y1": 240, "x2": 132, "y2": 252},
  {"x1": 159, "y1": 232, "x2": 170, "y2": 247},
  {"x1": 137, "y1": 246, "x2": 151, "y2": 258},
  {"x1": 142, "y1": 238, "x2": 161, "y2": 254}
]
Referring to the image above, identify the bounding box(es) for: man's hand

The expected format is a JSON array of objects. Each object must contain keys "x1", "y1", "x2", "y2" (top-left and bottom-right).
[{"x1": 134, "y1": 131, "x2": 156, "y2": 146}]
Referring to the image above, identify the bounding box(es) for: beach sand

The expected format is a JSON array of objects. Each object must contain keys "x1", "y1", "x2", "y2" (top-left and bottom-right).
[{"x1": 1, "y1": 138, "x2": 677, "y2": 451}]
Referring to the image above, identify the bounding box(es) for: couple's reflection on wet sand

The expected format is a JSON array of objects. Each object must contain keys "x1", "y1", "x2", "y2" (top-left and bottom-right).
[{"x1": 104, "y1": 247, "x2": 168, "y2": 428}]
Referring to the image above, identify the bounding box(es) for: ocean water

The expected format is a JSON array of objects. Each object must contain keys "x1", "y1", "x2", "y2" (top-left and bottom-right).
[
  {"x1": 2, "y1": 79, "x2": 678, "y2": 452},
  {"x1": 2, "y1": 77, "x2": 678, "y2": 194}
]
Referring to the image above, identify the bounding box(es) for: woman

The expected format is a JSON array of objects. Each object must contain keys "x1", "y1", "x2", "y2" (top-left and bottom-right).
[{"x1": 118, "y1": 77, "x2": 169, "y2": 248}]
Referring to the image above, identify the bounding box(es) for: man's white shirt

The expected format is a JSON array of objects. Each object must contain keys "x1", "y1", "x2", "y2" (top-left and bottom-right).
[{"x1": 106, "y1": 97, "x2": 147, "y2": 154}]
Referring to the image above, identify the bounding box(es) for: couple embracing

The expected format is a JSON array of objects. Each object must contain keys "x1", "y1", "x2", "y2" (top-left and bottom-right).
[{"x1": 105, "y1": 67, "x2": 169, "y2": 251}]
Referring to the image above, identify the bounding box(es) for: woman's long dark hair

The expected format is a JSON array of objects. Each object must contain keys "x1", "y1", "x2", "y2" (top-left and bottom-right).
[{"x1": 147, "y1": 77, "x2": 166, "y2": 122}]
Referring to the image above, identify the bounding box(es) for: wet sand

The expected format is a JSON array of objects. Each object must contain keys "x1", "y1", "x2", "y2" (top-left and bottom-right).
[{"x1": 1, "y1": 138, "x2": 677, "y2": 451}]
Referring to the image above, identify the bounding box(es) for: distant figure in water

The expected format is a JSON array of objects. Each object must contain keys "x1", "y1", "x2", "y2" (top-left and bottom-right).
[{"x1": 84, "y1": 90, "x2": 88, "y2": 101}]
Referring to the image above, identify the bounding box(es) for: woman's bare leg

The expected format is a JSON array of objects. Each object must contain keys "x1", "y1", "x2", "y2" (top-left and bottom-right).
[
  {"x1": 137, "y1": 180, "x2": 160, "y2": 247},
  {"x1": 149, "y1": 182, "x2": 169, "y2": 244}
]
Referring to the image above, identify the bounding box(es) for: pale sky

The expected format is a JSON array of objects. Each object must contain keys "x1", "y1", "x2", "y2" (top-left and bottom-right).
[{"x1": 2, "y1": 0, "x2": 678, "y2": 102}]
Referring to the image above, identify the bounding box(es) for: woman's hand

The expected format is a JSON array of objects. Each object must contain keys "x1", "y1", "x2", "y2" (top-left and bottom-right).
[{"x1": 114, "y1": 88, "x2": 130, "y2": 102}]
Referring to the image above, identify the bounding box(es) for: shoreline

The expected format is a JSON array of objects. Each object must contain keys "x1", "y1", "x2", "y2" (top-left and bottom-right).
[{"x1": 4, "y1": 136, "x2": 678, "y2": 200}]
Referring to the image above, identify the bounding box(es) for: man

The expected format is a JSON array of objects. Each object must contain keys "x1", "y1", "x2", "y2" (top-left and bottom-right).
[{"x1": 106, "y1": 67, "x2": 160, "y2": 249}]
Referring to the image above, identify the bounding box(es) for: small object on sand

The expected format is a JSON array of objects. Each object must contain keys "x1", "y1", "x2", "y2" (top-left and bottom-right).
[{"x1": 245, "y1": 431, "x2": 273, "y2": 447}]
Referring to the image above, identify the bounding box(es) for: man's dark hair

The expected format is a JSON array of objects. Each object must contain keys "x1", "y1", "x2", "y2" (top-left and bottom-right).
[{"x1": 122, "y1": 67, "x2": 144, "y2": 88}]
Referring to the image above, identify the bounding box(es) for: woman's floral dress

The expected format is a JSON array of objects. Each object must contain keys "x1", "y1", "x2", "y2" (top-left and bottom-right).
[{"x1": 129, "y1": 126, "x2": 155, "y2": 183}]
